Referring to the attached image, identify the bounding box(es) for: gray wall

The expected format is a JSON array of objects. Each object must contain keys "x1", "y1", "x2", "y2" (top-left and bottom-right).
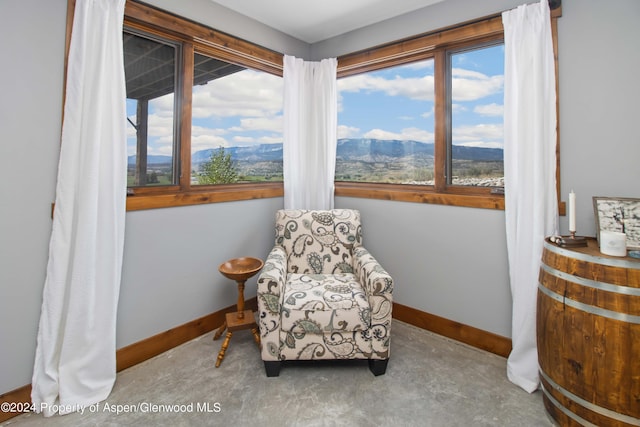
[
  {"x1": 558, "y1": 0, "x2": 640, "y2": 233},
  {"x1": 0, "y1": 0, "x2": 301, "y2": 394},
  {"x1": 117, "y1": 199, "x2": 283, "y2": 348},
  {"x1": 334, "y1": 197, "x2": 511, "y2": 336},
  {"x1": 1, "y1": 0, "x2": 67, "y2": 393},
  {"x1": 2, "y1": 0, "x2": 639, "y2": 396},
  {"x1": 328, "y1": 0, "x2": 640, "y2": 341}
]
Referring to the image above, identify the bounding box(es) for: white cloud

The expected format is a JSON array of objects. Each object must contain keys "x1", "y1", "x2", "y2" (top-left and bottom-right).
[
  {"x1": 338, "y1": 73, "x2": 435, "y2": 101},
  {"x1": 236, "y1": 116, "x2": 283, "y2": 133},
  {"x1": 452, "y1": 104, "x2": 468, "y2": 113},
  {"x1": 191, "y1": 69, "x2": 282, "y2": 119},
  {"x1": 150, "y1": 94, "x2": 175, "y2": 117},
  {"x1": 191, "y1": 134, "x2": 230, "y2": 151},
  {"x1": 231, "y1": 134, "x2": 283, "y2": 145},
  {"x1": 192, "y1": 125, "x2": 227, "y2": 136},
  {"x1": 452, "y1": 68, "x2": 487, "y2": 79},
  {"x1": 455, "y1": 140, "x2": 503, "y2": 149},
  {"x1": 451, "y1": 68, "x2": 503, "y2": 101},
  {"x1": 143, "y1": 114, "x2": 175, "y2": 155},
  {"x1": 130, "y1": 69, "x2": 283, "y2": 155},
  {"x1": 338, "y1": 125, "x2": 360, "y2": 139},
  {"x1": 191, "y1": 125, "x2": 230, "y2": 151},
  {"x1": 364, "y1": 127, "x2": 434, "y2": 143},
  {"x1": 452, "y1": 123, "x2": 503, "y2": 148},
  {"x1": 258, "y1": 135, "x2": 283, "y2": 144},
  {"x1": 421, "y1": 107, "x2": 434, "y2": 119},
  {"x1": 363, "y1": 129, "x2": 399, "y2": 140},
  {"x1": 338, "y1": 66, "x2": 502, "y2": 103},
  {"x1": 147, "y1": 70, "x2": 282, "y2": 121},
  {"x1": 233, "y1": 136, "x2": 256, "y2": 144},
  {"x1": 474, "y1": 103, "x2": 504, "y2": 116}
]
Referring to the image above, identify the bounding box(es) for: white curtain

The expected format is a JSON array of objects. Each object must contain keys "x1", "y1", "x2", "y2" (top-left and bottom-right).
[
  {"x1": 502, "y1": 0, "x2": 558, "y2": 393},
  {"x1": 283, "y1": 55, "x2": 337, "y2": 210},
  {"x1": 31, "y1": 0, "x2": 127, "y2": 416}
]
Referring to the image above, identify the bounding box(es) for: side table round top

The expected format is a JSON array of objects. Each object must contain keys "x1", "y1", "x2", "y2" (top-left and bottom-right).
[{"x1": 218, "y1": 257, "x2": 263, "y2": 282}]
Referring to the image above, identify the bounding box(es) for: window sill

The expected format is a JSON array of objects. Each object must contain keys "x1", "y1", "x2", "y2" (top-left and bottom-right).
[
  {"x1": 125, "y1": 183, "x2": 283, "y2": 211},
  {"x1": 335, "y1": 182, "x2": 505, "y2": 210},
  {"x1": 124, "y1": 181, "x2": 505, "y2": 211}
]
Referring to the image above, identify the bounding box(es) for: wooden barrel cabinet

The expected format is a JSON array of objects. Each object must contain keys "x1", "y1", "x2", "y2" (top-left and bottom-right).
[{"x1": 537, "y1": 238, "x2": 640, "y2": 427}]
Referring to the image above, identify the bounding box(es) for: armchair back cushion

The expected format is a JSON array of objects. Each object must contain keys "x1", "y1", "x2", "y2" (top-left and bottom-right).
[{"x1": 275, "y1": 209, "x2": 362, "y2": 274}]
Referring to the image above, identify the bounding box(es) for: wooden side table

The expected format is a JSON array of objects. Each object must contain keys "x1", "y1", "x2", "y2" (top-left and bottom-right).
[{"x1": 214, "y1": 257, "x2": 263, "y2": 368}]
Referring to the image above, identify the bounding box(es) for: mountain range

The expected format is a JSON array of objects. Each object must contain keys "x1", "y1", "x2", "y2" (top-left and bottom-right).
[{"x1": 127, "y1": 138, "x2": 503, "y2": 165}]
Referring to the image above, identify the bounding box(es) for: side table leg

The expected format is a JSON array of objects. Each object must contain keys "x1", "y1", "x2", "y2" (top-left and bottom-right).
[
  {"x1": 215, "y1": 331, "x2": 233, "y2": 368},
  {"x1": 251, "y1": 327, "x2": 261, "y2": 346},
  {"x1": 213, "y1": 321, "x2": 227, "y2": 341}
]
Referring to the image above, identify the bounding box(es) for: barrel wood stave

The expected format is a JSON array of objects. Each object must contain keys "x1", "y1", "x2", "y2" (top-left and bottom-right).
[{"x1": 538, "y1": 238, "x2": 640, "y2": 427}]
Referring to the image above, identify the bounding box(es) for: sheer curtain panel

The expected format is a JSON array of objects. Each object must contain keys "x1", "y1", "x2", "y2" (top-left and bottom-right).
[
  {"x1": 31, "y1": 0, "x2": 128, "y2": 416},
  {"x1": 502, "y1": 0, "x2": 558, "y2": 393},
  {"x1": 283, "y1": 55, "x2": 337, "y2": 210}
]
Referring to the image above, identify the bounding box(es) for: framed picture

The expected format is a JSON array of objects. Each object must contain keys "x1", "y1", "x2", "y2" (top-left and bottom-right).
[{"x1": 592, "y1": 196, "x2": 640, "y2": 249}]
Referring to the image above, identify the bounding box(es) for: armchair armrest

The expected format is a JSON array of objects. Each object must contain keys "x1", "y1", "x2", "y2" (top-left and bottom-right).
[
  {"x1": 353, "y1": 246, "x2": 393, "y2": 358},
  {"x1": 353, "y1": 246, "x2": 393, "y2": 298},
  {"x1": 257, "y1": 245, "x2": 287, "y2": 361}
]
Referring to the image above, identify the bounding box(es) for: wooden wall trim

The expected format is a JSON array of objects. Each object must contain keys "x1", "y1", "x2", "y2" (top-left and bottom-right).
[
  {"x1": 0, "y1": 298, "x2": 256, "y2": 423},
  {"x1": 2, "y1": 299, "x2": 507, "y2": 422},
  {"x1": 393, "y1": 302, "x2": 512, "y2": 358},
  {"x1": 0, "y1": 384, "x2": 32, "y2": 423},
  {"x1": 116, "y1": 297, "x2": 256, "y2": 371}
]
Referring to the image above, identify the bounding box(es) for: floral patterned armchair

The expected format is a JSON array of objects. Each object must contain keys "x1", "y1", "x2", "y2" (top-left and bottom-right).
[{"x1": 257, "y1": 209, "x2": 393, "y2": 377}]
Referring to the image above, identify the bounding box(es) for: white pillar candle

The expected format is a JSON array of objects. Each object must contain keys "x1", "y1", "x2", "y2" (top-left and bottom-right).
[{"x1": 569, "y1": 190, "x2": 576, "y2": 233}]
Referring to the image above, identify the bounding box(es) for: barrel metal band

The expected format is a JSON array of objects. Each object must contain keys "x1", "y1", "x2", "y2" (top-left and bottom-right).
[
  {"x1": 543, "y1": 240, "x2": 640, "y2": 270},
  {"x1": 540, "y1": 369, "x2": 640, "y2": 425},
  {"x1": 540, "y1": 382, "x2": 599, "y2": 427},
  {"x1": 541, "y1": 263, "x2": 640, "y2": 296},
  {"x1": 537, "y1": 283, "x2": 640, "y2": 323}
]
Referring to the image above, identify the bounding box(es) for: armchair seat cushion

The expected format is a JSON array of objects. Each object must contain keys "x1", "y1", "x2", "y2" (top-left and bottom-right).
[{"x1": 281, "y1": 273, "x2": 371, "y2": 333}]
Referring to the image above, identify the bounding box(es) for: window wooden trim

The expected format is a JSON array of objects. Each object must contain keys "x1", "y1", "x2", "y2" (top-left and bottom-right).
[
  {"x1": 336, "y1": 10, "x2": 563, "y2": 212},
  {"x1": 123, "y1": 1, "x2": 283, "y2": 76},
  {"x1": 337, "y1": 16, "x2": 504, "y2": 78},
  {"x1": 126, "y1": 183, "x2": 284, "y2": 211}
]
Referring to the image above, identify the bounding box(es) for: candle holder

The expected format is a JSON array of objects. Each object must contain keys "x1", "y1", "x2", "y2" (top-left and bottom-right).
[{"x1": 551, "y1": 232, "x2": 588, "y2": 248}]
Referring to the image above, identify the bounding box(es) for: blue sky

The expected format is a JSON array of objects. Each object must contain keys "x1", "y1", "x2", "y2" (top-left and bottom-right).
[
  {"x1": 338, "y1": 43, "x2": 504, "y2": 148},
  {"x1": 126, "y1": 43, "x2": 504, "y2": 156}
]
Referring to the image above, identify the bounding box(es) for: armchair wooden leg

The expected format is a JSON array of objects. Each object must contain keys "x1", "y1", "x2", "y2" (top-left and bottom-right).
[
  {"x1": 264, "y1": 361, "x2": 281, "y2": 377},
  {"x1": 368, "y1": 359, "x2": 389, "y2": 376}
]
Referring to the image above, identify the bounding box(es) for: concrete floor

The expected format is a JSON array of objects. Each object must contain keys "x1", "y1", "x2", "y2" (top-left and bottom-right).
[{"x1": 3, "y1": 320, "x2": 554, "y2": 426}]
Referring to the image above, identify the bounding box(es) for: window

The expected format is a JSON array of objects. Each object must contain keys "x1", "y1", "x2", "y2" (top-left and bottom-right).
[
  {"x1": 119, "y1": 1, "x2": 284, "y2": 210},
  {"x1": 338, "y1": 43, "x2": 505, "y2": 189},
  {"x1": 190, "y1": 53, "x2": 283, "y2": 186},
  {"x1": 124, "y1": 31, "x2": 180, "y2": 187},
  {"x1": 336, "y1": 14, "x2": 559, "y2": 210},
  {"x1": 337, "y1": 59, "x2": 436, "y2": 184},
  {"x1": 448, "y1": 43, "x2": 504, "y2": 187},
  {"x1": 67, "y1": 1, "x2": 559, "y2": 211}
]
